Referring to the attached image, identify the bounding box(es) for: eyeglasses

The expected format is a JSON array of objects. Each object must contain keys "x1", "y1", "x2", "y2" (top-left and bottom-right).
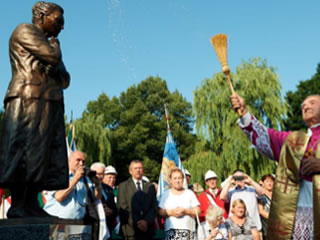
[
  {"x1": 217, "y1": 216, "x2": 223, "y2": 221},
  {"x1": 45, "y1": 14, "x2": 64, "y2": 27},
  {"x1": 240, "y1": 226, "x2": 245, "y2": 234}
]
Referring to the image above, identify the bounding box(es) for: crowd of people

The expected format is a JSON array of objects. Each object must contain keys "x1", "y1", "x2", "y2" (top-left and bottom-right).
[
  {"x1": 3, "y1": 88, "x2": 317, "y2": 240},
  {"x1": 0, "y1": 150, "x2": 275, "y2": 240},
  {"x1": 176, "y1": 169, "x2": 274, "y2": 240},
  {"x1": 20, "y1": 150, "x2": 275, "y2": 239},
  {"x1": 0, "y1": 1, "x2": 319, "y2": 239}
]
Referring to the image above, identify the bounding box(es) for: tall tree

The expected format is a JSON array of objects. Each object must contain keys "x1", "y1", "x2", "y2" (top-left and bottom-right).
[
  {"x1": 183, "y1": 139, "x2": 220, "y2": 187},
  {"x1": 82, "y1": 76, "x2": 196, "y2": 181},
  {"x1": 284, "y1": 63, "x2": 320, "y2": 130},
  {"x1": 191, "y1": 58, "x2": 287, "y2": 181},
  {"x1": 73, "y1": 114, "x2": 112, "y2": 167}
]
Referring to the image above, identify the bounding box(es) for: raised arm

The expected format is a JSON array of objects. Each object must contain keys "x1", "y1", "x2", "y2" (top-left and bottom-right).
[
  {"x1": 230, "y1": 93, "x2": 248, "y2": 116},
  {"x1": 220, "y1": 176, "x2": 233, "y2": 201},
  {"x1": 54, "y1": 166, "x2": 84, "y2": 202},
  {"x1": 231, "y1": 93, "x2": 290, "y2": 161},
  {"x1": 245, "y1": 176, "x2": 265, "y2": 197},
  {"x1": 13, "y1": 24, "x2": 61, "y2": 66}
]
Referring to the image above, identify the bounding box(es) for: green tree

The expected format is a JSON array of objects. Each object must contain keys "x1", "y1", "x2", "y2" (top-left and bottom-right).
[
  {"x1": 73, "y1": 114, "x2": 112, "y2": 167},
  {"x1": 82, "y1": 76, "x2": 196, "y2": 182},
  {"x1": 183, "y1": 150, "x2": 220, "y2": 187},
  {"x1": 191, "y1": 58, "x2": 287, "y2": 181},
  {"x1": 142, "y1": 157, "x2": 161, "y2": 183},
  {"x1": 284, "y1": 63, "x2": 320, "y2": 130}
]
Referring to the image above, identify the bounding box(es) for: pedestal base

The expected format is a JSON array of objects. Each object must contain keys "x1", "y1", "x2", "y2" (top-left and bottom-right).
[{"x1": 0, "y1": 218, "x2": 92, "y2": 240}]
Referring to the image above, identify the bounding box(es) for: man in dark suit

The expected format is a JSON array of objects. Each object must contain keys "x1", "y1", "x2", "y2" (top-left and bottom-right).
[{"x1": 118, "y1": 160, "x2": 157, "y2": 240}]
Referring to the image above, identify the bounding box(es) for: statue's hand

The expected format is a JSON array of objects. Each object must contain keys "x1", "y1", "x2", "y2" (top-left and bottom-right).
[
  {"x1": 45, "y1": 64, "x2": 55, "y2": 75},
  {"x1": 50, "y1": 37, "x2": 60, "y2": 46}
]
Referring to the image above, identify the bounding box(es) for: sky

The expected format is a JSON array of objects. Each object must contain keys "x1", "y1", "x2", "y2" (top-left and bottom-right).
[{"x1": 1, "y1": 1, "x2": 320, "y2": 121}]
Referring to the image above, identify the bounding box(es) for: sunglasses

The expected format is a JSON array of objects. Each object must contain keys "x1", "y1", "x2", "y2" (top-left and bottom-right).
[{"x1": 240, "y1": 225, "x2": 245, "y2": 234}]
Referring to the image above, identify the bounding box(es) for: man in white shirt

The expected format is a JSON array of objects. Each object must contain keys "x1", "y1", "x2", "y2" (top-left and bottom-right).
[
  {"x1": 45, "y1": 151, "x2": 102, "y2": 219},
  {"x1": 220, "y1": 169, "x2": 264, "y2": 231}
]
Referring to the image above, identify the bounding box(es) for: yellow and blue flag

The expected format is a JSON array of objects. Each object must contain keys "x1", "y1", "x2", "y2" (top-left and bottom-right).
[
  {"x1": 66, "y1": 122, "x2": 76, "y2": 156},
  {"x1": 157, "y1": 131, "x2": 187, "y2": 200}
]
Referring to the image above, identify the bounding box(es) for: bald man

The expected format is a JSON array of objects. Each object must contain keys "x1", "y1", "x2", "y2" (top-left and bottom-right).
[
  {"x1": 44, "y1": 151, "x2": 94, "y2": 219},
  {"x1": 231, "y1": 94, "x2": 320, "y2": 240}
]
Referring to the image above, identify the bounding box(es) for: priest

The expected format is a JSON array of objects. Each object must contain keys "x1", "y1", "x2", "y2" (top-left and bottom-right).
[{"x1": 231, "y1": 94, "x2": 320, "y2": 240}]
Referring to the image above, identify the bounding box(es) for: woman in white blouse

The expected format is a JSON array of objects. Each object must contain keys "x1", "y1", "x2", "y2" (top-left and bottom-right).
[{"x1": 158, "y1": 168, "x2": 200, "y2": 240}]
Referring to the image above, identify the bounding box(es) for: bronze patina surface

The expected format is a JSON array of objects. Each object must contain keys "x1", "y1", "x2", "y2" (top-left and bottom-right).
[{"x1": 0, "y1": 1, "x2": 70, "y2": 218}]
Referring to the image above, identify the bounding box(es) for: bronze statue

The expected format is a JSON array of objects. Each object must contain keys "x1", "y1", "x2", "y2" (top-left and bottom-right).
[{"x1": 0, "y1": 1, "x2": 69, "y2": 218}]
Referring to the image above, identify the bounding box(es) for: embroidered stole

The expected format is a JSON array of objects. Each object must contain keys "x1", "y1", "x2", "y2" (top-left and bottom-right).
[{"x1": 267, "y1": 131, "x2": 320, "y2": 240}]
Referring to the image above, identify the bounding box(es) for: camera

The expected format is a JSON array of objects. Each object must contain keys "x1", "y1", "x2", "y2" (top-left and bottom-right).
[
  {"x1": 84, "y1": 167, "x2": 97, "y2": 179},
  {"x1": 233, "y1": 175, "x2": 245, "y2": 181}
]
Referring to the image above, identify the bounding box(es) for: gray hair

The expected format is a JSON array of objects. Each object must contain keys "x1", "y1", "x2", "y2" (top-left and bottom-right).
[
  {"x1": 129, "y1": 160, "x2": 144, "y2": 170},
  {"x1": 90, "y1": 162, "x2": 106, "y2": 171},
  {"x1": 205, "y1": 205, "x2": 224, "y2": 225},
  {"x1": 301, "y1": 95, "x2": 320, "y2": 108},
  {"x1": 32, "y1": 1, "x2": 63, "y2": 24}
]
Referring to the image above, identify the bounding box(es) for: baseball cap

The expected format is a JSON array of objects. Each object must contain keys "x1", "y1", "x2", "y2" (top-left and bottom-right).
[
  {"x1": 205, "y1": 170, "x2": 218, "y2": 181},
  {"x1": 104, "y1": 165, "x2": 117, "y2": 175},
  {"x1": 185, "y1": 169, "x2": 191, "y2": 176}
]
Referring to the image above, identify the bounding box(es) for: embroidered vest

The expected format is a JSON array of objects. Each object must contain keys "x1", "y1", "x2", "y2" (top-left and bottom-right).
[{"x1": 267, "y1": 131, "x2": 320, "y2": 240}]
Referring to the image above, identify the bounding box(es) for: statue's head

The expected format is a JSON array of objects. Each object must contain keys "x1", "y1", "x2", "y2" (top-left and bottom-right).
[{"x1": 32, "y1": 1, "x2": 64, "y2": 37}]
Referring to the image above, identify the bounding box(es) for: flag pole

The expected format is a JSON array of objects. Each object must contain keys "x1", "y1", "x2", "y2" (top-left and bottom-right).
[
  {"x1": 69, "y1": 110, "x2": 75, "y2": 149},
  {"x1": 164, "y1": 103, "x2": 170, "y2": 131},
  {"x1": 164, "y1": 103, "x2": 188, "y2": 189},
  {"x1": 70, "y1": 110, "x2": 73, "y2": 124}
]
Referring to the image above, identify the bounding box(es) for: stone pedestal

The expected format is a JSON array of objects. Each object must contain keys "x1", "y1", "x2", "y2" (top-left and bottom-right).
[{"x1": 0, "y1": 218, "x2": 92, "y2": 240}]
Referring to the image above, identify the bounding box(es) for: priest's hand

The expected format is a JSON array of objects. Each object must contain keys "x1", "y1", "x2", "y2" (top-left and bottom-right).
[
  {"x1": 230, "y1": 94, "x2": 248, "y2": 115},
  {"x1": 302, "y1": 157, "x2": 320, "y2": 175}
]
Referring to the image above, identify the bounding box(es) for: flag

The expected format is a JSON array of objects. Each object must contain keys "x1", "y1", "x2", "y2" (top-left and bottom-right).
[
  {"x1": 157, "y1": 131, "x2": 187, "y2": 200},
  {"x1": 66, "y1": 122, "x2": 76, "y2": 156},
  {"x1": 0, "y1": 188, "x2": 5, "y2": 219},
  {"x1": 0, "y1": 196, "x2": 10, "y2": 219},
  {"x1": 0, "y1": 189, "x2": 5, "y2": 199}
]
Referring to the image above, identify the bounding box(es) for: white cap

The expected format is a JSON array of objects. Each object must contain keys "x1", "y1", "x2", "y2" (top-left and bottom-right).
[
  {"x1": 104, "y1": 165, "x2": 117, "y2": 175},
  {"x1": 142, "y1": 176, "x2": 150, "y2": 182},
  {"x1": 185, "y1": 169, "x2": 191, "y2": 176},
  {"x1": 205, "y1": 170, "x2": 218, "y2": 181}
]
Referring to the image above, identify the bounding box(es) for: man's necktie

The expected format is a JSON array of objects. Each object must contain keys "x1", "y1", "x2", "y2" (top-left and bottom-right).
[
  {"x1": 136, "y1": 181, "x2": 143, "y2": 216},
  {"x1": 137, "y1": 181, "x2": 142, "y2": 191}
]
